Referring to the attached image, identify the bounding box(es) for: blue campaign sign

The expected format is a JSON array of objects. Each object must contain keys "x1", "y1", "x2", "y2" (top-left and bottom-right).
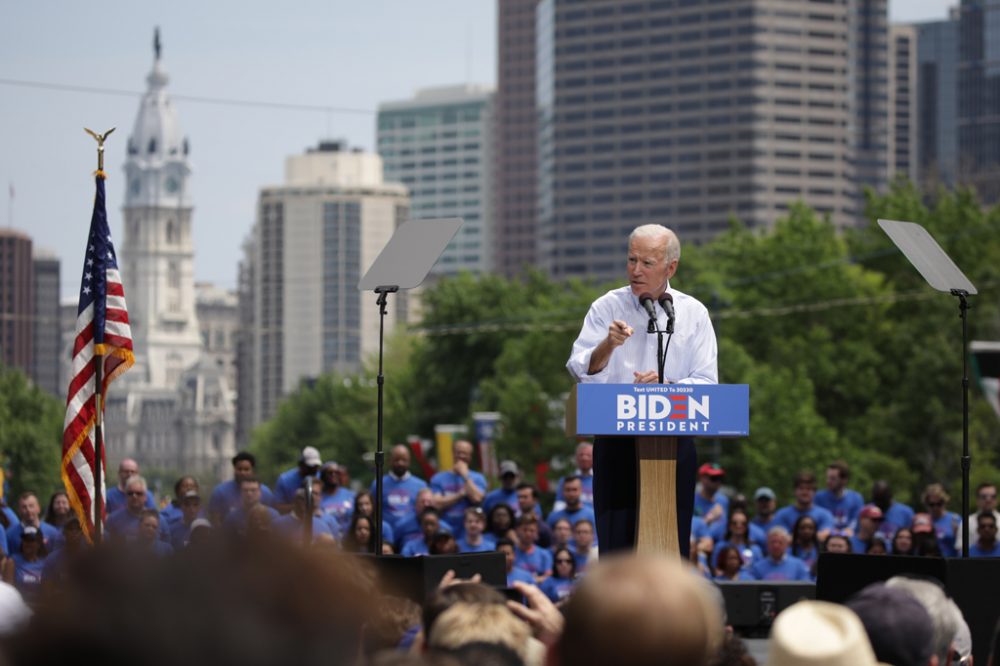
[{"x1": 576, "y1": 384, "x2": 749, "y2": 438}]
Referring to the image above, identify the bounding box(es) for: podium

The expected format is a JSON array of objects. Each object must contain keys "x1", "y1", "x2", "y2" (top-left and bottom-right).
[{"x1": 567, "y1": 383, "x2": 749, "y2": 557}]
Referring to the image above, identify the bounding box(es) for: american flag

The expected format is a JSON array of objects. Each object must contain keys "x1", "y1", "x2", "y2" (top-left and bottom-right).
[{"x1": 62, "y1": 172, "x2": 134, "y2": 540}]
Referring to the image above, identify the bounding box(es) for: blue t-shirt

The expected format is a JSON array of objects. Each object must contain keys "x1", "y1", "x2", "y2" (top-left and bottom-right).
[
  {"x1": 969, "y1": 541, "x2": 1000, "y2": 557},
  {"x1": 707, "y1": 521, "x2": 768, "y2": 549},
  {"x1": 369, "y1": 474, "x2": 428, "y2": 530},
  {"x1": 932, "y1": 512, "x2": 961, "y2": 558},
  {"x1": 273, "y1": 514, "x2": 336, "y2": 543},
  {"x1": 394, "y1": 515, "x2": 451, "y2": 552},
  {"x1": 553, "y1": 474, "x2": 594, "y2": 511},
  {"x1": 773, "y1": 505, "x2": 835, "y2": 534},
  {"x1": 877, "y1": 502, "x2": 915, "y2": 540},
  {"x1": 715, "y1": 570, "x2": 756, "y2": 582},
  {"x1": 571, "y1": 549, "x2": 592, "y2": 573},
  {"x1": 223, "y1": 505, "x2": 280, "y2": 535},
  {"x1": 11, "y1": 554, "x2": 45, "y2": 601},
  {"x1": 514, "y1": 545, "x2": 553, "y2": 578},
  {"x1": 540, "y1": 576, "x2": 575, "y2": 603},
  {"x1": 429, "y1": 470, "x2": 487, "y2": 539},
  {"x1": 547, "y1": 506, "x2": 596, "y2": 529},
  {"x1": 159, "y1": 502, "x2": 183, "y2": 529},
  {"x1": 507, "y1": 566, "x2": 536, "y2": 587},
  {"x1": 814, "y1": 489, "x2": 864, "y2": 532},
  {"x1": 318, "y1": 487, "x2": 356, "y2": 534},
  {"x1": 274, "y1": 467, "x2": 319, "y2": 506},
  {"x1": 694, "y1": 491, "x2": 729, "y2": 525},
  {"x1": 401, "y1": 538, "x2": 429, "y2": 557},
  {"x1": 791, "y1": 544, "x2": 820, "y2": 573},
  {"x1": 106, "y1": 487, "x2": 156, "y2": 515},
  {"x1": 712, "y1": 541, "x2": 763, "y2": 570},
  {"x1": 208, "y1": 480, "x2": 276, "y2": 521},
  {"x1": 749, "y1": 555, "x2": 812, "y2": 581},
  {"x1": 483, "y1": 488, "x2": 519, "y2": 515},
  {"x1": 751, "y1": 515, "x2": 779, "y2": 535},
  {"x1": 105, "y1": 508, "x2": 171, "y2": 542},
  {"x1": 849, "y1": 535, "x2": 889, "y2": 554},
  {"x1": 456, "y1": 535, "x2": 497, "y2": 553},
  {"x1": 6, "y1": 522, "x2": 62, "y2": 555}
]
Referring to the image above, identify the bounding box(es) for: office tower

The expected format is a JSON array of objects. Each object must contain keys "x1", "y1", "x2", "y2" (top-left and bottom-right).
[
  {"x1": 889, "y1": 24, "x2": 918, "y2": 184},
  {"x1": 916, "y1": 15, "x2": 959, "y2": 186},
  {"x1": 534, "y1": 0, "x2": 870, "y2": 282},
  {"x1": 245, "y1": 141, "x2": 409, "y2": 427},
  {"x1": 494, "y1": 0, "x2": 540, "y2": 278},
  {"x1": 958, "y1": 0, "x2": 1000, "y2": 202},
  {"x1": 852, "y1": 0, "x2": 891, "y2": 193},
  {"x1": 0, "y1": 230, "x2": 33, "y2": 374},
  {"x1": 31, "y1": 249, "x2": 60, "y2": 396},
  {"x1": 378, "y1": 85, "x2": 494, "y2": 276}
]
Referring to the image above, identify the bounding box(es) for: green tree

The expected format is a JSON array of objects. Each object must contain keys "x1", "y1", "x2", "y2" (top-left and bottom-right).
[{"x1": 0, "y1": 366, "x2": 63, "y2": 500}]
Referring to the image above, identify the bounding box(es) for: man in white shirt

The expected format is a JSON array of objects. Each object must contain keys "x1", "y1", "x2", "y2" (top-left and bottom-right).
[{"x1": 566, "y1": 224, "x2": 718, "y2": 556}]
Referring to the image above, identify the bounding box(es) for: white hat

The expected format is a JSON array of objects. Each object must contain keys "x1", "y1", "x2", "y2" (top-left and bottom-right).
[
  {"x1": 768, "y1": 601, "x2": 883, "y2": 666},
  {"x1": 301, "y1": 446, "x2": 322, "y2": 467}
]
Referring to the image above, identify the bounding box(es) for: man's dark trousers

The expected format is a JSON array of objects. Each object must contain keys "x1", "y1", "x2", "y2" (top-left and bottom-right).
[{"x1": 593, "y1": 436, "x2": 696, "y2": 559}]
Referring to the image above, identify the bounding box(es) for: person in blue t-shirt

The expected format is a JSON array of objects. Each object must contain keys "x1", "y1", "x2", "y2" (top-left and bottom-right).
[
  {"x1": 921, "y1": 483, "x2": 960, "y2": 557},
  {"x1": 497, "y1": 537, "x2": 536, "y2": 588},
  {"x1": 3, "y1": 525, "x2": 47, "y2": 603},
  {"x1": 401, "y1": 507, "x2": 443, "y2": 557},
  {"x1": 273, "y1": 487, "x2": 338, "y2": 546},
  {"x1": 6, "y1": 492, "x2": 62, "y2": 556},
  {"x1": 714, "y1": 545, "x2": 755, "y2": 581},
  {"x1": 547, "y1": 476, "x2": 596, "y2": 532},
  {"x1": 773, "y1": 471, "x2": 835, "y2": 542},
  {"x1": 790, "y1": 515, "x2": 821, "y2": 576},
  {"x1": 318, "y1": 462, "x2": 356, "y2": 535},
  {"x1": 105, "y1": 458, "x2": 157, "y2": 515},
  {"x1": 969, "y1": 512, "x2": 1000, "y2": 557},
  {"x1": 430, "y1": 440, "x2": 486, "y2": 540},
  {"x1": 693, "y1": 463, "x2": 729, "y2": 529},
  {"x1": 571, "y1": 519, "x2": 597, "y2": 573},
  {"x1": 542, "y1": 547, "x2": 578, "y2": 604},
  {"x1": 749, "y1": 527, "x2": 812, "y2": 581},
  {"x1": 515, "y1": 483, "x2": 551, "y2": 547},
  {"x1": 814, "y1": 460, "x2": 864, "y2": 535},
  {"x1": 871, "y1": 480, "x2": 914, "y2": 541},
  {"x1": 273, "y1": 446, "x2": 323, "y2": 514},
  {"x1": 370, "y1": 444, "x2": 428, "y2": 532},
  {"x1": 710, "y1": 509, "x2": 762, "y2": 572},
  {"x1": 455, "y1": 507, "x2": 496, "y2": 553},
  {"x1": 513, "y1": 514, "x2": 552, "y2": 583},
  {"x1": 552, "y1": 442, "x2": 594, "y2": 513},
  {"x1": 135, "y1": 510, "x2": 173, "y2": 558},
  {"x1": 223, "y1": 477, "x2": 280, "y2": 536},
  {"x1": 707, "y1": 501, "x2": 767, "y2": 549},
  {"x1": 159, "y1": 476, "x2": 199, "y2": 532},
  {"x1": 351, "y1": 490, "x2": 394, "y2": 547},
  {"x1": 751, "y1": 487, "x2": 779, "y2": 535},
  {"x1": 208, "y1": 452, "x2": 276, "y2": 526},
  {"x1": 106, "y1": 476, "x2": 170, "y2": 544},
  {"x1": 394, "y1": 488, "x2": 446, "y2": 551},
  {"x1": 169, "y1": 490, "x2": 205, "y2": 550},
  {"x1": 483, "y1": 460, "x2": 522, "y2": 515}
]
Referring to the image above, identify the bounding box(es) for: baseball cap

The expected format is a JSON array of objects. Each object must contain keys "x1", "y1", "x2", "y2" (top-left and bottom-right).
[
  {"x1": 21, "y1": 526, "x2": 40, "y2": 540},
  {"x1": 858, "y1": 505, "x2": 884, "y2": 521},
  {"x1": 698, "y1": 462, "x2": 725, "y2": 478},
  {"x1": 754, "y1": 487, "x2": 776, "y2": 501},
  {"x1": 301, "y1": 446, "x2": 322, "y2": 467},
  {"x1": 189, "y1": 518, "x2": 212, "y2": 531},
  {"x1": 847, "y1": 583, "x2": 934, "y2": 666},
  {"x1": 182, "y1": 489, "x2": 200, "y2": 500},
  {"x1": 499, "y1": 460, "x2": 519, "y2": 476},
  {"x1": 911, "y1": 513, "x2": 934, "y2": 534}
]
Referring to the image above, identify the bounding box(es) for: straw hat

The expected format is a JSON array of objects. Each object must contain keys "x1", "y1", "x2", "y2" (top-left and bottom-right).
[{"x1": 768, "y1": 601, "x2": 885, "y2": 666}]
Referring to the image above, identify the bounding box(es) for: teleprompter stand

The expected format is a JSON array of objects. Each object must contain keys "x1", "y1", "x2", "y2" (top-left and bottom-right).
[
  {"x1": 879, "y1": 218, "x2": 978, "y2": 557},
  {"x1": 359, "y1": 218, "x2": 462, "y2": 556}
]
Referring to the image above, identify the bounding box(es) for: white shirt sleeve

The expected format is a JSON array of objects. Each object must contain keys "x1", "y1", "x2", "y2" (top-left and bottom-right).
[{"x1": 566, "y1": 296, "x2": 614, "y2": 383}]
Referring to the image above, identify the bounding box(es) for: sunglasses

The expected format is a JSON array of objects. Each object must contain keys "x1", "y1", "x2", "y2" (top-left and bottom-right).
[
  {"x1": 555, "y1": 558, "x2": 573, "y2": 564},
  {"x1": 126, "y1": 491, "x2": 145, "y2": 497},
  {"x1": 980, "y1": 493, "x2": 997, "y2": 500}
]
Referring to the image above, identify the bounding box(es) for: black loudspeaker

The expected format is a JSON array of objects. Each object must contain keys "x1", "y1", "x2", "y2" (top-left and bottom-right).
[
  {"x1": 715, "y1": 581, "x2": 816, "y2": 637},
  {"x1": 816, "y1": 553, "x2": 1000, "y2": 666},
  {"x1": 361, "y1": 552, "x2": 507, "y2": 604}
]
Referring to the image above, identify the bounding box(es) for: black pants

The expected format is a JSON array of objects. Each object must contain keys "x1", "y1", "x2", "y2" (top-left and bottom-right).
[{"x1": 593, "y1": 436, "x2": 696, "y2": 559}]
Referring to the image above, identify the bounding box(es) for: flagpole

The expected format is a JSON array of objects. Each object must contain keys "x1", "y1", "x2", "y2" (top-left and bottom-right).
[{"x1": 85, "y1": 127, "x2": 114, "y2": 544}]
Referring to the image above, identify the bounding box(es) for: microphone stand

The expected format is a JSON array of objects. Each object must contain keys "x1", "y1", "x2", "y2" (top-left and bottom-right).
[
  {"x1": 647, "y1": 311, "x2": 674, "y2": 384},
  {"x1": 372, "y1": 285, "x2": 398, "y2": 557}
]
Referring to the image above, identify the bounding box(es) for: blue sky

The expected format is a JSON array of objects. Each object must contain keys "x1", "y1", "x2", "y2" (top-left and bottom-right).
[{"x1": 0, "y1": 1, "x2": 956, "y2": 298}]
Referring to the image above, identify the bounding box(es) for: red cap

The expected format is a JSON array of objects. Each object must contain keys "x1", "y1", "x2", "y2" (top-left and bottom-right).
[
  {"x1": 698, "y1": 463, "x2": 724, "y2": 478},
  {"x1": 858, "y1": 504, "x2": 884, "y2": 520},
  {"x1": 912, "y1": 513, "x2": 934, "y2": 534}
]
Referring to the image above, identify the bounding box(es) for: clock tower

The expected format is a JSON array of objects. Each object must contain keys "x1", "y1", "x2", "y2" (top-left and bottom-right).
[{"x1": 121, "y1": 30, "x2": 201, "y2": 388}]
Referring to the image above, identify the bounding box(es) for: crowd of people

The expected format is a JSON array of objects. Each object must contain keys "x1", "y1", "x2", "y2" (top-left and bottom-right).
[{"x1": 0, "y1": 435, "x2": 996, "y2": 611}]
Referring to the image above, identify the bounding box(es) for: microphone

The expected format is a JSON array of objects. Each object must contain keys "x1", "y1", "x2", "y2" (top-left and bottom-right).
[
  {"x1": 639, "y1": 293, "x2": 657, "y2": 333},
  {"x1": 658, "y1": 292, "x2": 675, "y2": 333}
]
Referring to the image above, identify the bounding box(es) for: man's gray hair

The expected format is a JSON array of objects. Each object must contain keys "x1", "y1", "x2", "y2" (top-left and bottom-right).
[
  {"x1": 885, "y1": 576, "x2": 959, "y2": 664},
  {"x1": 767, "y1": 525, "x2": 790, "y2": 539},
  {"x1": 125, "y1": 475, "x2": 147, "y2": 493},
  {"x1": 628, "y1": 224, "x2": 681, "y2": 264}
]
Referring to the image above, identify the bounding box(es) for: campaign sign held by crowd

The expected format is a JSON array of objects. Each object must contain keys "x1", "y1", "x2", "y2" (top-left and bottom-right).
[{"x1": 576, "y1": 384, "x2": 749, "y2": 437}]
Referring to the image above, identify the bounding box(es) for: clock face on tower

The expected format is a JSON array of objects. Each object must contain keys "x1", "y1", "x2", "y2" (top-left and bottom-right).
[{"x1": 165, "y1": 176, "x2": 179, "y2": 193}]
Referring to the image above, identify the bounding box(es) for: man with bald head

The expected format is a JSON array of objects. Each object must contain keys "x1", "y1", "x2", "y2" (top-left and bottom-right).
[
  {"x1": 369, "y1": 443, "x2": 428, "y2": 534},
  {"x1": 567, "y1": 224, "x2": 717, "y2": 556},
  {"x1": 430, "y1": 440, "x2": 486, "y2": 540},
  {"x1": 105, "y1": 458, "x2": 156, "y2": 514}
]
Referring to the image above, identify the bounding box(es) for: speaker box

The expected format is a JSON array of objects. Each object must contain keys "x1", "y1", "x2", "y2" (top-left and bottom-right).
[
  {"x1": 716, "y1": 581, "x2": 816, "y2": 637},
  {"x1": 817, "y1": 553, "x2": 1000, "y2": 665}
]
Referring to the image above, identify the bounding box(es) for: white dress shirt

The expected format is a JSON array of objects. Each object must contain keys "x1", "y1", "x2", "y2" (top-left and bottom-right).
[{"x1": 566, "y1": 285, "x2": 718, "y2": 385}]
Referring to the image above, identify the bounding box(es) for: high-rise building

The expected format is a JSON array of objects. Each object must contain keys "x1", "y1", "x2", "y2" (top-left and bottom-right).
[
  {"x1": 958, "y1": 0, "x2": 1000, "y2": 202},
  {"x1": 0, "y1": 230, "x2": 33, "y2": 374},
  {"x1": 916, "y1": 15, "x2": 959, "y2": 187},
  {"x1": 377, "y1": 85, "x2": 494, "y2": 276},
  {"x1": 852, "y1": 0, "x2": 891, "y2": 193},
  {"x1": 243, "y1": 141, "x2": 409, "y2": 429},
  {"x1": 889, "y1": 24, "x2": 918, "y2": 184},
  {"x1": 31, "y1": 249, "x2": 60, "y2": 396},
  {"x1": 494, "y1": 0, "x2": 540, "y2": 278},
  {"x1": 102, "y1": 32, "x2": 235, "y2": 482},
  {"x1": 534, "y1": 0, "x2": 871, "y2": 282}
]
